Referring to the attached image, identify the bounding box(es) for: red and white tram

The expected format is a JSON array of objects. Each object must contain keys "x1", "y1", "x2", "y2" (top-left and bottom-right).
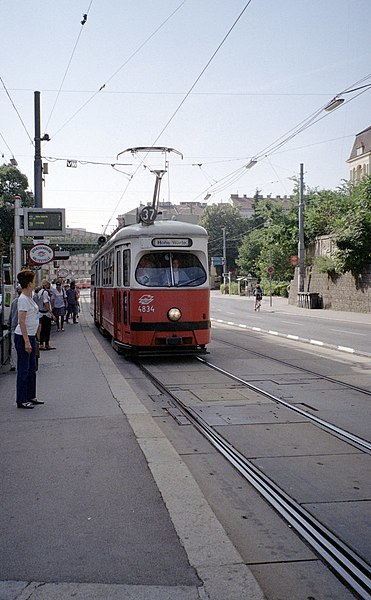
[{"x1": 91, "y1": 219, "x2": 211, "y2": 356}]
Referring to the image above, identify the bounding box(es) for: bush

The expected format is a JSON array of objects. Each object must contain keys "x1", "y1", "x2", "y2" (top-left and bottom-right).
[
  {"x1": 273, "y1": 281, "x2": 290, "y2": 297},
  {"x1": 260, "y1": 279, "x2": 290, "y2": 298},
  {"x1": 313, "y1": 256, "x2": 338, "y2": 275},
  {"x1": 220, "y1": 282, "x2": 239, "y2": 295}
]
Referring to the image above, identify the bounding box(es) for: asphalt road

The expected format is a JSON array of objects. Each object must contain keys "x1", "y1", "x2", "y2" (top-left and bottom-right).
[{"x1": 211, "y1": 293, "x2": 371, "y2": 355}]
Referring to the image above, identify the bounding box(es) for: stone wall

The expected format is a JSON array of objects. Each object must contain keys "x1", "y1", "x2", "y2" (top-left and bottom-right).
[{"x1": 289, "y1": 264, "x2": 371, "y2": 313}]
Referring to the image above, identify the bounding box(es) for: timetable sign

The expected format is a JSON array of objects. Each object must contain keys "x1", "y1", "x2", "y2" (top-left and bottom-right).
[{"x1": 24, "y1": 208, "x2": 66, "y2": 236}]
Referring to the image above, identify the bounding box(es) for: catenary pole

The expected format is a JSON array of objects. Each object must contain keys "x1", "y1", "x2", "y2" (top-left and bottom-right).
[
  {"x1": 34, "y1": 91, "x2": 43, "y2": 208},
  {"x1": 298, "y1": 163, "x2": 305, "y2": 293}
]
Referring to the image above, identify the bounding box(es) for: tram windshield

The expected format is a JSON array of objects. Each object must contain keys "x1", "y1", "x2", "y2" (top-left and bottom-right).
[{"x1": 135, "y1": 252, "x2": 207, "y2": 287}]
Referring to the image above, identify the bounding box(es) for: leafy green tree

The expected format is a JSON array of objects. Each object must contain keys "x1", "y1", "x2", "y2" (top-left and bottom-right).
[
  {"x1": 0, "y1": 164, "x2": 34, "y2": 257},
  {"x1": 199, "y1": 204, "x2": 247, "y2": 270},
  {"x1": 303, "y1": 178, "x2": 371, "y2": 275},
  {"x1": 237, "y1": 198, "x2": 298, "y2": 282},
  {"x1": 303, "y1": 184, "x2": 349, "y2": 244},
  {"x1": 236, "y1": 227, "x2": 264, "y2": 277},
  {"x1": 333, "y1": 176, "x2": 371, "y2": 275}
]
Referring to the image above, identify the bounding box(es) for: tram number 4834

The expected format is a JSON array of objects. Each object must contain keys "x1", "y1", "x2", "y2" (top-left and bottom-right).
[{"x1": 138, "y1": 305, "x2": 155, "y2": 313}]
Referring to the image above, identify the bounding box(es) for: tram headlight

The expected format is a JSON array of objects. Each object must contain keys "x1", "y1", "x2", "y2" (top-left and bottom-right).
[{"x1": 168, "y1": 307, "x2": 182, "y2": 321}]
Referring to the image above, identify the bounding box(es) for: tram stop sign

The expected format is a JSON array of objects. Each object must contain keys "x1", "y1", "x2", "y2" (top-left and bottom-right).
[{"x1": 29, "y1": 243, "x2": 54, "y2": 265}]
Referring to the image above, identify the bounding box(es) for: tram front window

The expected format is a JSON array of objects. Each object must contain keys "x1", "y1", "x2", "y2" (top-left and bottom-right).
[{"x1": 135, "y1": 252, "x2": 206, "y2": 287}]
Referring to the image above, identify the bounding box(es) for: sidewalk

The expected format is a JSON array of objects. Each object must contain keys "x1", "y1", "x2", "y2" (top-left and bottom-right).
[
  {"x1": 0, "y1": 305, "x2": 265, "y2": 600},
  {"x1": 214, "y1": 291, "x2": 371, "y2": 325},
  {"x1": 265, "y1": 295, "x2": 371, "y2": 324}
]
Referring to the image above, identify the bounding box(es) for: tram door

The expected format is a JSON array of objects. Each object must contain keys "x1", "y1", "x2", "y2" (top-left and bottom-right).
[
  {"x1": 114, "y1": 249, "x2": 122, "y2": 341},
  {"x1": 114, "y1": 247, "x2": 131, "y2": 343},
  {"x1": 122, "y1": 248, "x2": 131, "y2": 344}
]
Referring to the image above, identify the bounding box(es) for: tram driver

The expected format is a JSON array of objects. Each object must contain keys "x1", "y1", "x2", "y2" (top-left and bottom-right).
[{"x1": 171, "y1": 258, "x2": 189, "y2": 286}]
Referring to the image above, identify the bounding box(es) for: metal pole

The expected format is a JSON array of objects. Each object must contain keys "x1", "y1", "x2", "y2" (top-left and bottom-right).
[
  {"x1": 222, "y1": 226, "x2": 227, "y2": 271},
  {"x1": 34, "y1": 91, "x2": 43, "y2": 208},
  {"x1": 14, "y1": 196, "x2": 23, "y2": 281},
  {"x1": 298, "y1": 163, "x2": 305, "y2": 293},
  {"x1": 269, "y1": 273, "x2": 272, "y2": 307}
]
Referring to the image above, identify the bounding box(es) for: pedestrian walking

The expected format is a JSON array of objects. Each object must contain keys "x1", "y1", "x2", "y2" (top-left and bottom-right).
[
  {"x1": 38, "y1": 279, "x2": 56, "y2": 350},
  {"x1": 8, "y1": 286, "x2": 22, "y2": 371},
  {"x1": 13, "y1": 270, "x2": 44, "y2": 409},
  {"x1": 65, "y1": 281, "x2": 79, "y2": 324},
  {"x1": 52, "y1": 281, "x2": 67, "y2": 331},
  {"x1": 253, "y1": 283, "x2": 263, "y2": 312}
]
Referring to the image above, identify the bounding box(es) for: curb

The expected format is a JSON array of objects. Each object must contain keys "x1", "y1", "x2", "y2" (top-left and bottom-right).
[{"x1": 211, "y1": 318, "x2": 371, "y2": 359}]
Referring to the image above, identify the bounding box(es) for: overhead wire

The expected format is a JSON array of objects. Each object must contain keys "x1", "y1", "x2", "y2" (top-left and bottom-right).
[
  {"x1": 50, "y1": 0, "x2": 187, "y2": 139},
  {"x1": 193, "y1": 73, "x2": 371, "y2": 203},
  {"x1": 0, "y1": 130, "x2": 16, "y2": 159},
  {"x1": 104, "y1": 0, "x2": 255, "y2": 231},
  {"x1": 44, "y1": 0, "x2": 94, "y2": 132},
  {"x1": 0, "y1": 76, "x2": 34, "y2": 145}
]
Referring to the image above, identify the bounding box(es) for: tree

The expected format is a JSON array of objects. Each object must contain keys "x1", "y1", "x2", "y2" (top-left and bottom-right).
[
  {"x1": 237, "y1": 198, "x2": 298, "y2": 282},
  {"x1": 199, "y1": 204, "x2": 247, "y2": 270},
  {"x1": 333, "y1": 176, "x2": 371, "y2": 276},
  {"x1": 303, "y1": 178, "x2": 371, "y2": 275},
  {"x1": 0, "y1": 164, "x2": 33, "y2": 257},
  {"x1": 303, "y1": 184, "x2": 349, "y2": 244}
]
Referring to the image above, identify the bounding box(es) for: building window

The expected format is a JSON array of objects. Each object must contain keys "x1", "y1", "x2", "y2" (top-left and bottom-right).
[{"x1": 356, "y1": 145, "x2": 364, "y2": 156}]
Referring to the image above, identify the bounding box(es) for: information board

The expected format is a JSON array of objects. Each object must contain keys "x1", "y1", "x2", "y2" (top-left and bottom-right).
[{"x1": 24, "y1": 208, "x2": 66, "y2": 236}]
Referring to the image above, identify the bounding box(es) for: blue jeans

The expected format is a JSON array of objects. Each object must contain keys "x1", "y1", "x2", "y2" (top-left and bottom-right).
[
  {"x1": 14, "y1": 334, "x2": 37, "y2": 405},
  {"x1": 66, "y1": 304, "x2": 78, "y2": 323}
]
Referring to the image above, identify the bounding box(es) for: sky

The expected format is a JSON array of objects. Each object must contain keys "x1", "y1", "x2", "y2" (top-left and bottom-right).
[{"x1": 1, "y1": 0, "x2": 371, "y2": 235}]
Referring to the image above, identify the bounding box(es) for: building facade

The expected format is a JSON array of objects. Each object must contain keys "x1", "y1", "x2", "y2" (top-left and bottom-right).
[{"x1": 347, "y1": 126, "x2": 371, "y2": 183}]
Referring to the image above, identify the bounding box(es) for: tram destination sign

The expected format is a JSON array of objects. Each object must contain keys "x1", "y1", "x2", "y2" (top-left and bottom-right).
[
  {"x1": 152, "y1": 238, "x2": 192, "y2": 247},
  {"x1": 24, "y1": 208, "x2": 66, "y2": 236}
]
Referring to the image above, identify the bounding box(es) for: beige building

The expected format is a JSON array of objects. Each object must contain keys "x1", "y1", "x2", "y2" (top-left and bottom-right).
[
  {"x1": 45, "y1": 228, "x2": 99, "y2": 284},
  {"x1": 347, "y1": 126, "x2": 371, "y2": 183}
]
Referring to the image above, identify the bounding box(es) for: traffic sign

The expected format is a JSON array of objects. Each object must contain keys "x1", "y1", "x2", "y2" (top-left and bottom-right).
[
  {"x1": 57, "y1": 268, "x2": 69, "y2": 278},
  {"x1": 29, "y1": 243, "x2": 54, "y2": 265},
  {"x1": 211, "y1": 257, "x2": 223, "y2": 266},
  {"x1": 267, "y1": 265, "x2": 275, "y2": 274},
  {"x1": 54, "y1": 250, "x2": 70, "y2": 260}
]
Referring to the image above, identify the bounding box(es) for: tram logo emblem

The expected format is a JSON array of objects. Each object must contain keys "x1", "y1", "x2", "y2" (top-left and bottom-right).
[{"x1": 138, "y1": 294, "x2": 154, "y2": 305}]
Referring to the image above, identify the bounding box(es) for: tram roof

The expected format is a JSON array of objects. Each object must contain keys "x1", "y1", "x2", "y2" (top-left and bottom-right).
[
  {"x1": 111, "y1": 220, "x2": 207, "y2": 243},
  {"x1": 94, "y1": 219, "x2": 208, "y2": 259}
]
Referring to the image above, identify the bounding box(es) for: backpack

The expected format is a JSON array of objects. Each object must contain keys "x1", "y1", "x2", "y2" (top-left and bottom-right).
[
  {"x1": 34, "y1": 290, "x2": 48, "y2": 313},
  {"x1": 255, "y1": 288, "x2": 262, "y2": 300}
]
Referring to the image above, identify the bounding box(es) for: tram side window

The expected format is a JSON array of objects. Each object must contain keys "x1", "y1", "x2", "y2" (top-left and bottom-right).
[
  {"x1": 135, "y1": 252, "x2": 206, "y2": 287},
  {"x1": 102, "y1": 251, "x2": 113, "y2": 287},
  {"x1": 116, "y1": 250, "x2": 122, "y2": 286},
  {"x1": 123, "y1": 249, "x2": 130, "y2": 286},
  {"x1": 98, "y1": 259, "x2": 103, "y2": 286}
]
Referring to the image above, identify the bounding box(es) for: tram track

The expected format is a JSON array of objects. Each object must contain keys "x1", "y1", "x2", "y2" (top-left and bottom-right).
[
  {"x1": 138, "y1": 359, "x2": 371, "y2": 599},
  {"x1": 210, "y1": 333, "x2": 371, "y2": 398},
  {"x1": 197, "y1": 356, "x2": 371, "y2": 454}
]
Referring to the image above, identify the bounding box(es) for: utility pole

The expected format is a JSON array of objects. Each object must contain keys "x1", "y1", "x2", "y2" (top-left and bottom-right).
[
  {"x1": 222, "y1": 227, "x2": 227, "y2": 292},
  {"x1": 298, "y1": 163, "x2": 305, "y2": 294},
  {"x1": 14, "y1": 196, "x2": 23, "y2": 279},
  {"x1": 34, "y1": 91, "x2": 43, "y2": 208}
]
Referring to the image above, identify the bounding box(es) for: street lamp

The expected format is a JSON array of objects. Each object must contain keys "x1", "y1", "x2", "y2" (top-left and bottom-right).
[{"x1": 324, "y1": 82, "x2": 371, "y2": 112}]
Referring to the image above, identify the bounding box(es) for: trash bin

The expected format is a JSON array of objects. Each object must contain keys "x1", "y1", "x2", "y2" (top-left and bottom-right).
[{"x1": 309, "y1": 293, "x2": 321, "y2": 309}]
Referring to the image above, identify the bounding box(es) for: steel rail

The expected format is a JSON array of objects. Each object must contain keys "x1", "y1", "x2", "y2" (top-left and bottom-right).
[
  {"x1": 210, "y1": 333, "x2": 371, "y2": 397},
  {"x1": 140, "y1": 363, "x2": 371, "y2": 599},
  {"x1": 197, "y1": 357, "x2": 371, "y2": 454}
]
